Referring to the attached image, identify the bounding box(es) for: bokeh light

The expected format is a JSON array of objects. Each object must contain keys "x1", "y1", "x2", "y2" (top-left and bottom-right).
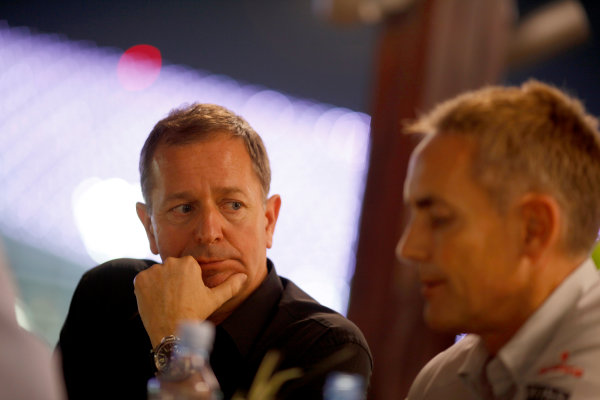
[
  {"x1": 117, "y1": 44, "x2": 162, "y2": 91},
  {"x1": 0, "y1": 21, "x2": 371, "y2": 317}
]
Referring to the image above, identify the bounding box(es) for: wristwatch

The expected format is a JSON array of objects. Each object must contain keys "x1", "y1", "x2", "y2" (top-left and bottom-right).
[{"x1": 152, "y1": 335, "x2": 190, "y2": 380}]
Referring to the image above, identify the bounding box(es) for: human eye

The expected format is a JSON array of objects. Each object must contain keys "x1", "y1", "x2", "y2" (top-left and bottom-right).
[
  {"x1": 226, "y1": 200, "x2": 243, "y2": 211},
  {"x1": 429, "y1": 213, "x2": 454, "y2": 229},
  {"x1": 427, "y1": 204, "x2": 455, "y2": 229},
  {"x1": 221, "y1": 200, "x2": 245, "y2": 214},
  {"x1": 170, "y1": 203, "x2": 193, "y2": 215}
]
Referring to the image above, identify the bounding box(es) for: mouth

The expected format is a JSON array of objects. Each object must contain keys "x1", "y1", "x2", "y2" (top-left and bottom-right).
[
  {"x1": 195, "y1": 258, "x2": 226, "y2": 266},
  {"x1": 420, "y1": 279, "x2": 446, "y2": 298}
]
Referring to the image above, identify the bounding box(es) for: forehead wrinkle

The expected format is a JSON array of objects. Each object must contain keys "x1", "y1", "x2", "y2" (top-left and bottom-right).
[{"x1": 162, "y1": 186, "x2": 251, "y2": 203}]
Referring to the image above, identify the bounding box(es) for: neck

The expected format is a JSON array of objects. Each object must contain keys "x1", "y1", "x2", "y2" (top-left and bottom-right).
[
  {"x1": 480, "y1": 254, "x2": 585, "y2": 356},
  {"x1": 479, "y1": 307, "x2": 530, "y2": 356},
  {"x1": 481, "y1": 328, "x2": 521, "y2": 356}
]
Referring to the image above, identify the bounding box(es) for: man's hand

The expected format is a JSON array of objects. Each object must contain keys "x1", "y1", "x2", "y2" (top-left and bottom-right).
[{"x1": 133, "y1": 255, "x2": 247, "y2": 347}]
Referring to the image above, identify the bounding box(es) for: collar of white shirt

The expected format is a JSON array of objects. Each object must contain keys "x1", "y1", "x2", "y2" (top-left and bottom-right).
[{"x1": 458, "y1": 258, "x2": 599, "y2": 398}]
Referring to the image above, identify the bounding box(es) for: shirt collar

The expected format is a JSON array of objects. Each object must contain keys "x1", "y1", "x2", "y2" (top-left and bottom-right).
[
  {"x1": 458, "y1": 259, "x2": 599, "y2": 396},
  {"x1": 457, "y1": 336, "x2": 489, "y2": 392},
  {"x1": 219, "y1": 259, "x2": 283, "y2": 358},
  {"x1": 498, "y1": 258, "x2": 598, "y2": 377}
]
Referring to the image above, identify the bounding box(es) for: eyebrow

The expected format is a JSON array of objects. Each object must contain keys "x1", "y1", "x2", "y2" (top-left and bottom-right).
[
  {"x1": 163, "y1": 187, "x2": 248, "y2": 203},
  {"x1": 163, "y1": 191, "x2": 194, "y2": 203},
  {"x1": 413, "y1": 196, "x2": 450, "y2": 210},
  {"x1": 214, "y1": 186, "x2": 248, "y2": 198}
]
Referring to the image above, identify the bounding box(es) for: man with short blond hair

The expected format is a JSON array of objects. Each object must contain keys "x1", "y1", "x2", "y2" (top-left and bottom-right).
[{"x1": 398, "y1": 80, "x2": 600, "y2": 399}]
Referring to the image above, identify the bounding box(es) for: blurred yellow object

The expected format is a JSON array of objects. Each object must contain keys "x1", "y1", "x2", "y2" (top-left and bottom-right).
[
  {"x1": 592, "y1": 242, "x2": 600, "y2": 270},
  {"x1": 232, "y1": 351, "x2": 302, "y2": 400},
  {"x1": 231, "y1": 345, "x2": 359, "y2": 399}
]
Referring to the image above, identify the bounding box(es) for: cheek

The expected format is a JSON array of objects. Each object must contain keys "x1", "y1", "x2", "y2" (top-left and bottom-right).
[
  {"x1": 155, "y1": 225, "x2": 192, "y2": 255},
  {"x1": 436, "y1": 236, "x2": 484, "y2": 296},
  {"x1": 226, "y1": 220, "x2": 266, "y2": 251},
  {"x1": 241, "y1": 226, "x2": 267, "y2": 256},
  {"x1": 435, "y1": 232, "x2": 476, "y2": 271}
]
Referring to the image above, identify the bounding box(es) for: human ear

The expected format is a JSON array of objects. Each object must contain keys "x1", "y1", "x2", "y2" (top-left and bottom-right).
[
  {"x1": 518, "y1": 194, "x2": 561, "y2": 262},
  {"x1": 264, "y1": 195, "x2": 281, "y2": 249},
  {"x1": 136, "y1": 202, "x2": 159, "y2": 255}
]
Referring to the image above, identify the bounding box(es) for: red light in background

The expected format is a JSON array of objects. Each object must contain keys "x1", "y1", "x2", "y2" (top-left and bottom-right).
[{"x1": 117, "y1": 44, "x2": 162, "y2": 91}]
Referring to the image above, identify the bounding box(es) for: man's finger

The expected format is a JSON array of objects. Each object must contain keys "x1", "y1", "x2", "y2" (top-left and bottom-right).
[{"x1": 210, "y1": 273, "x2": 248, "y2": 305}]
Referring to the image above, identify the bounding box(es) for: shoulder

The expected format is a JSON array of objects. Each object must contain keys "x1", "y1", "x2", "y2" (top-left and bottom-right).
[
  {"x1": 269, "y1": 277, "x2": 372, "y2": 369},
  {"x1": 81, "y1": 257, "x2": 155, "y2": 280},
  {"x1": 69, "y1": 258, "x2": 155, "y2": 312},
  {"x1": 59, "y1": 258, "x2": 153, "y2": 346},
  {"x1": 408, "y1": 335, "x2": 476, "y2": 398},
  {"x1": 537, "y1": 278, "x2": 600, "y2": 398},
  {"x1": 574, "y1": 270, "x2": 600, "y2": 321},
  {"x1": 77, "y1": 258, "x2": 154, "y2": 289},
  {"x1": 279, "y1": 277, "x2": 368, "y2": 343},
  {"x1": 551, "y1": 273, "x2": 600, "y2": 355},
  {"x1": 59, "y1": 258, "x2": 153, "y2": 338},
  {"x1": 263, "y1": 276, "x2": 373, "y2": 397},
  {"x1": 58, "y1": 259, "x2": 154, "y2": 398}
]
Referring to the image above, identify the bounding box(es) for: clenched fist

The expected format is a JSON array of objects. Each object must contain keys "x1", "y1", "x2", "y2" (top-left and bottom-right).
[{"x1": 133, "y1": 255, "x2": 247, "y2": 347}]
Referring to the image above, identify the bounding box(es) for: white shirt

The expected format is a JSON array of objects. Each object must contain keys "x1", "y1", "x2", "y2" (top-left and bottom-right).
[
  {"x1": 407, "y1": 259, "x2": 600, "y2": 400},
  {"x1": 0, "y1": 246, "x2": 65, "y2": 400}
]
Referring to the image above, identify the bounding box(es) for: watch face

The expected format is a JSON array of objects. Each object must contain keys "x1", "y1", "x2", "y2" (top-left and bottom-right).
[
  {"x1": 154, "y1": 339, "x2": 191, "y2": 381},
  {"x1": 155, "y1": 340, "x2": 177, "y2": 370}
]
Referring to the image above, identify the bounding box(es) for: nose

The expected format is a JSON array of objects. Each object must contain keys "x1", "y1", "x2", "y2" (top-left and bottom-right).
[
  {"x1": 194, "y1": 205, "x2": 224, "y2": 244},
  {"x1": 396, "y1": 221, "x2": 429, "y2": 264}
]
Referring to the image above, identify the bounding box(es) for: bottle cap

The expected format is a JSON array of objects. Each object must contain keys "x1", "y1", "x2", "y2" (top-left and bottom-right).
[
  {"x1": 323, "y1": 372, "x2": 365, "y2": 400},
  {"x1": 177, "y1": 320, "x2": 215, "y2": 352}
]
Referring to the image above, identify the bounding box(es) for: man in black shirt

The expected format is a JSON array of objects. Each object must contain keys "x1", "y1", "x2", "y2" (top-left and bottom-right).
[{"x1": 57, "y1": 104, "x2": 372, "y2": 399}]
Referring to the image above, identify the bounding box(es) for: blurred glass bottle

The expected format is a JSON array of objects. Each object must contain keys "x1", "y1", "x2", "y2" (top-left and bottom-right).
[
  {"x1": 323, "y1": 372, "x2": 365, "y2": 400},
  {"x1": 148, "y1": 321, "x2": 222, "y2": 400}
]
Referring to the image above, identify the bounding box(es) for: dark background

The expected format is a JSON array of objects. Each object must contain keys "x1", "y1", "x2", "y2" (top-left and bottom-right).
[
  {"x1": 1, "y1": 0, "x2": 598, "y2": 115},
  {"x1": 0, "y1": 0, "x2": 378, "y2": 112}
]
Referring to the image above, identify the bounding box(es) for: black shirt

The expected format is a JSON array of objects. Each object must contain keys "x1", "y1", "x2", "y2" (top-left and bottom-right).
[{"x1": 58, "y1": 258, "x2": 372, "y2": 399}]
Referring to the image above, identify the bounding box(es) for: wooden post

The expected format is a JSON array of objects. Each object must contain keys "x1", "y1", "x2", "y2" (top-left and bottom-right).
[{"x1": 347, "y1": 1, "x2": 513, "y2": 398}]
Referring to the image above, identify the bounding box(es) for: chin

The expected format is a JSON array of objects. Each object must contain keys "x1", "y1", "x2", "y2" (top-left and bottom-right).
[
  {"x1": 202, "y1": 271, "x2": 235, "y2": 288},
  {"x1": 424, "y1": 308, "x2": 464, "y2": 335}
]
